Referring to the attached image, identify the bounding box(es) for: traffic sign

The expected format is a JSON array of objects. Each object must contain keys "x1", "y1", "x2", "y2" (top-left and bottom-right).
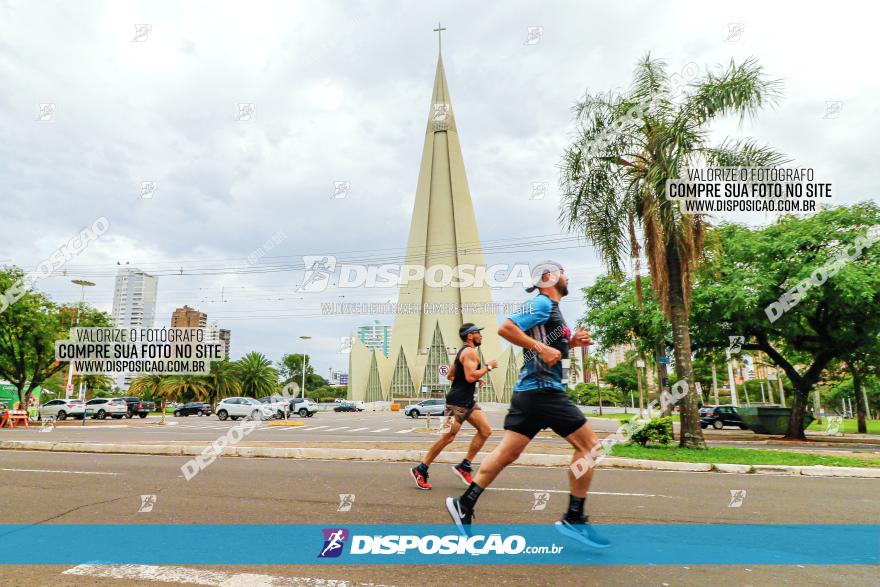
[{"x1": 438, "y1": 364, "x2": 450, "y2": 380}]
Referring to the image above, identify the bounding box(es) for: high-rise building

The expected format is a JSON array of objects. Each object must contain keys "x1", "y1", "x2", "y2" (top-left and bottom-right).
[
  {"x1": 349, "y1": 42, "x2": 512, "y2": 404},
  {"x1": 171, "y1": 305, "x2": 207, "y2": 328},
  {"x1": 207, "y1": 321, "x2": 231, "y2": 360},
  {"x1": 110, "y1": 267, "x2": 158, "y2": 389},
  {"x1": 357, "y1": 321, "x2": 392, "y2": 358},
  {"x1": 606, "y1": 343, "x2": 635, "y2": 369}
]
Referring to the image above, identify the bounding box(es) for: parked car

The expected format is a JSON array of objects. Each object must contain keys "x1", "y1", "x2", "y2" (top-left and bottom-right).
[
  {"x1": 119, "y1": 396, "x2": 155, "y2": 418},
  {"x1": 174, "y1": 402, "x2": 213, "y2": 417},
  {"x1": 38, "y1": 399, "x2": 84, "y2": 421},
  {"x1": 290, "y1": 398, "x2": 318, "y2": 417},
  {"x1": 404, "y1": 399, "x2": 446, "y2": 418},
  {"x1": 334, "y1": 401, "x2": 365, "y2": 412},
  {"x1": 215, "y1": 397, "x2": 274, "y2": 421},
  {"x1": 259, "y1": 395, "x2": 293, "y2": 419},
  {"x1": 85, "y1": 398, "x2": 129, "y2": 420},
  {"x1": 700, "y1": 405, "x2": 748, "y2": 430}
]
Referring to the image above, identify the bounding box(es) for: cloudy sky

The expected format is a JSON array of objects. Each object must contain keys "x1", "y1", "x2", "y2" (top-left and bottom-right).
[{"x1": 1, "y1": 0, "x2": 876, "y2": 379}]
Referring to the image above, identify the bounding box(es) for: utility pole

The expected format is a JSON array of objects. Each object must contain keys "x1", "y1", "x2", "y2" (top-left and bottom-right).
[
  {"x1": 776, "y1": 366, "x2": 785, "y2": 407},
  {"x1": 711, "y1": 362, "x2": 720, "y2": 405},
  {"x1": 725, "y1": 349, "x2": 738, "y2": 406},
  {"x1": 636, "y1": 357, "x2": 646, "y2": 418}
]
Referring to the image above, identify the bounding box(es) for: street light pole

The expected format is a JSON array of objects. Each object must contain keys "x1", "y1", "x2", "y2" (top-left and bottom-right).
[{"x1": 299, "y1": 335, "x2": 312, "y2": 400}]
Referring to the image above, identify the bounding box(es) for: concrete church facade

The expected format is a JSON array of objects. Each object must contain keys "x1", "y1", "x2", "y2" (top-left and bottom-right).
[{"x1": 347, "y1": 53, "x2": 524, "y2": 404}]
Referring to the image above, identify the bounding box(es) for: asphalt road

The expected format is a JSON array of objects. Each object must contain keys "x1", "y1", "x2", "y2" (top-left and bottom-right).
[{"x1": 0, "y1": 449, "x2": 877, "y2": 586}]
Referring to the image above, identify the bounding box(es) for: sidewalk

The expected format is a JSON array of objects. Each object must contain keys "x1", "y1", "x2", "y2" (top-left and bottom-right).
[{"x1": 3, "y1": 438, "x2": 879, "y2": 479}]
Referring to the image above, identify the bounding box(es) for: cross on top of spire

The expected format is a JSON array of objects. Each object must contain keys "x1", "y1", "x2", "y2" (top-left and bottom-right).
[{"x1": 433, "y1": 22, "x2": 446, "y2": 55}]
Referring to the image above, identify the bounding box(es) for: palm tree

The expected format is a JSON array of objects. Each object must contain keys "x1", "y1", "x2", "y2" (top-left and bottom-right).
[
  {"x1": 560, "y1": 55, "x2": 786, "y2": 448},
  {"x1": 73, "y1": 374, "x2": 114, "y2": 399},
  {"x1": 158, "y1": 375, "x2": 210, "y2": 404},
  {"x1": 205, "y1": 360, "x2": 242, "y2": 407},
  {"x1": 235, "y1": 352, "x2": 278, "y2": 398},
  {"x1": 128, "y1": 374, "x2": 165, "y2": 402}
]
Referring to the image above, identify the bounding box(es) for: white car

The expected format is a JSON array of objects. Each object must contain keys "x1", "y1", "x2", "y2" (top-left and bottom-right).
[
  {"x1": 290, "y1": 398, "x2": 318, "y2": 417},
  {"x1": 85, "y1": 398, "x2": 128, "y2": 419},
  {"x1": 259, "y1": 395, "x2": 293, "y2": 419},
  {"x1": 215, "y1": 397, "x2": 274, "y2": 421},
  {"x1": 39, "y1": 399, "x2": 84, "y2": 421}
]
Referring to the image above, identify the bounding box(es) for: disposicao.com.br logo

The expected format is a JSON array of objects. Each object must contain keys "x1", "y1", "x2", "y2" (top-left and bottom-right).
[
  {"x1": 318, "y1": 528, "x2": 562, "y2": 558},
  {"x1": 298, "y1": 255, "x2": 553, "y2": 292}
]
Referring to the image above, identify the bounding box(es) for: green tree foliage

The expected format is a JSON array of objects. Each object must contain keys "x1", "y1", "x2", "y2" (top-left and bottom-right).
[
  {"x1": 0, "y1": 267, "x2": 111, "y2": 407},
  {"x1": 691, "y1": 203, "x2": 880, "y2": 438}
]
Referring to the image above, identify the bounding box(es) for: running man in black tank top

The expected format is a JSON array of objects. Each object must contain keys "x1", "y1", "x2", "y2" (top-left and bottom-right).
[{"x1": 409, "y1": 323, "x2": 497, "y2": 490}]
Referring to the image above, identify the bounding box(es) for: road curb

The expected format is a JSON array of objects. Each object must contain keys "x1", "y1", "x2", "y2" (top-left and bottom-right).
[{"x1": 2, "y1": 440, "x2": 879, "y2": 478}]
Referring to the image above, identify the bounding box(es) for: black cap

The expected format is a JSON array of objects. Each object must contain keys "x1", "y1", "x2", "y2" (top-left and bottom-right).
[{"x1": 459, "y1": 323, "x2": 484, "y2": 341}]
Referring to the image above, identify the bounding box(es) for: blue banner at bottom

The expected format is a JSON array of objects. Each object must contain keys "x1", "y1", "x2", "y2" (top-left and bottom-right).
[{"x1": 0, "y1": 524, "x2": 876, "y2": 565}]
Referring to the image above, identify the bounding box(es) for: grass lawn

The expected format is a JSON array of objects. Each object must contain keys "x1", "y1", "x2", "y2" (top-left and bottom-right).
[
  {"x1": 806, "y1": 418, "x2": 880, "y2": 435},
  {"x1": 609, "y1": 444, "x2": 880, "y2": 468}
]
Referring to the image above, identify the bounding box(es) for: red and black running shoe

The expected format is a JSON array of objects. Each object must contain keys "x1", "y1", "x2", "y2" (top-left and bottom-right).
[
  {"x1": 410, "y1": 466, "x2": 432, "y2": 490},
  {"x1": 451, "y1": 464, "x2": 474, "y2": 486}
]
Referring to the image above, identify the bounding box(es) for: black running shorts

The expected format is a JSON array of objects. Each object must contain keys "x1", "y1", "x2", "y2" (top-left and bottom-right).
[{"x1": 503, "y1": 388, "x2": 587, "y2": 439}]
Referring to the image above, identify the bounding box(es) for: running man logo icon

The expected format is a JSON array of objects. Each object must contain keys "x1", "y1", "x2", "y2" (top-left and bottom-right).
[
  {"x1": 132, "y1": 24, "x2": 152, "y2": 42},
  {"x1": 318, "y1": 528, "x2": 349, "y2": 558},
  {"x1": 529, "y1": 182, "x2": 548, "y2": 200},
  {"x1": 725, "y1": 22, "x2": 744, "y2": 43},
  {"x1": 39, "y1": 416, "x2": 56, "y2": 433},
  {"x1": 728, "y1": 490, "x2": 747, "y2": 508},
  {"x1": 337, "y1": 494, "x2": 355, "y2": 512},
  {"x1": 298, "y1": 255, "x2": 336, "y2": 292},
  {"x1": 531, "y1": 492, "x2": 550, "y2": 511},
  {"x1": 138, "y1": 495, "x2": 157, "y2": 513},
  {"x1": 824, "y1": 416, "x2": 844, "y2": 436},
  {"x1": 728, "y1": 336, "x2": 744, "y2": 354},
  {"x1": 523, "y1": 26, "x2": 544, "y2": 45}
]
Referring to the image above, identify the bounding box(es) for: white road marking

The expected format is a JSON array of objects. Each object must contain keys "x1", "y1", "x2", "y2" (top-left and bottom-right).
[
  {"x1": 487, "y1": 487, "x2": 673, "y2": 498},
  {"x1": 371, "y1": 428, "x2": 390, "y2": 433},
  {"x1": 323, "y1": 427, "x2": 350, "y2": 432},
  {"x1": 348, "y1": 428, "x2": 369, "y2": 432},
  {"x1": 51, "y1": 425, "x2": 130, "y2": 429},
  {"x1": 300, "y1": 426, "x2": 329, "y2": 431},
  {"x1": 1, "y1": 468, "x2": 119, "y2": 476},
  {"x1": 395, "y1": 428, "x2": 416, "y2": 434},
  {"x1": 62, "y1": 564, "x2": 395, "y2": 586}
]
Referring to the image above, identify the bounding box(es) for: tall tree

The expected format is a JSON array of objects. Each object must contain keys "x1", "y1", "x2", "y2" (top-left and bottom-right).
[
  {"x1": 0, "y1": 268, "x2": 111, "y2": 407},
  {"x1": 691, "y1": 203, "x2": 880, "y2": 438},
  {"x1": 235, "y1": 352, "x2": 278, "y2": 397},
  {"x1": 560, "y1": 55, "x2": 786, "y2": 448}
]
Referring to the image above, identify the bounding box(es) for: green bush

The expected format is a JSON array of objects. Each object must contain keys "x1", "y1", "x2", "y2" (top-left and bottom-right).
[{"x1": 628, "y1": 416, "x2": 673, "y2": 447}]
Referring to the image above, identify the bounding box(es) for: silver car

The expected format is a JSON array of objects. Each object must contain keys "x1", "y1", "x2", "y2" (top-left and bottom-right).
[{"x1": 404, "y1": 399, "x2": 446, "y2": 418}]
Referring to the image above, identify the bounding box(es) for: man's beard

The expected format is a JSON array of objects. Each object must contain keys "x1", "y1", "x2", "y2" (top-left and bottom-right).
[
  {"x1": 474, "y1": 339, "x2": 482, "y2": 347},
  {"x1": 555, "y1": 281, "x2": 569, "y2": 297}
]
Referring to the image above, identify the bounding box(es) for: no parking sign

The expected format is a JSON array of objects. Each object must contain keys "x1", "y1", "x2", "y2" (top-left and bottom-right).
[{"x1": 438, "y1": 364, "x2": 450, "y2": 384}]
